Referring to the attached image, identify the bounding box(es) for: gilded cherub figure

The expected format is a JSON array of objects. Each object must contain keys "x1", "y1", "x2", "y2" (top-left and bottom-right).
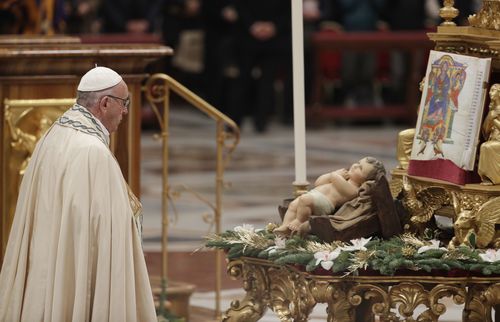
[
  {"x1": 5, "y1": 108, "x2": 53, "y2": 175},
  {"x1": 478, "y1": 83, "x2": 500, "y2": 185},
  {"x1": 274, "y1": 157, "x2": 386, "y2": 235}
]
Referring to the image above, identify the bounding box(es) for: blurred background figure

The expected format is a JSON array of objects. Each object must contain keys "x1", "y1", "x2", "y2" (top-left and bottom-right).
[
  {"x1": 100, "y1": 0, "x2": 161, "y2": 33},
  {"x1": 64, "y1": 0, "x2": 101, "y2": 34},
  {"x1": 336, "y1": 0, "x2": 386, "y2": 107},
  {"x1": 380, "y1": 0, "x2": 428, "y2": 104},
  {"x1": 0, "y1": 0, "x2": 33, "y2": 34},
  {"x1": 233, "y1": 0, "x2": 293, "y2": 132},
  {"x1": 0, "y1": 0, "x2": 65, "y2": 34},
  {"x1": 161, "y1": 0, "x2": 204, "y2": 93},
  {"x1": 303, "y1": 0, "x2": 332, "y2": 106},
  {"x1": 201, "y1": 0, "x2": 241, "y2": 119}
]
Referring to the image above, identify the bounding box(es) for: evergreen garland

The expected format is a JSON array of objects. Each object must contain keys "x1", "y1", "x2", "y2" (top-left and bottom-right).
[{"x1": 205, "y1": 226, "x2": 500, "y2": 277}]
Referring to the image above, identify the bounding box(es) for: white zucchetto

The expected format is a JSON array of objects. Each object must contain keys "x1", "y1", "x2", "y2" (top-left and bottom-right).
[{"x1": 77, "y1": 66, "x2": 123, "y2": 92}]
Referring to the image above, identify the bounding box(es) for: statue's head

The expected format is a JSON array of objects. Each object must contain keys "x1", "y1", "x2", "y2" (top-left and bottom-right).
[
  {"x1": 348, "y1": 157, "x2": 385, "y2": 186},
  {"x1": 363, "y1": 156, "x2": 386, "y2": 181},
  {"x1": 454, "y1": 210, "x2": 475, "y2": 230},
  {"x1": 489, "y1": 83, "x2": 500, "y2": 102}
]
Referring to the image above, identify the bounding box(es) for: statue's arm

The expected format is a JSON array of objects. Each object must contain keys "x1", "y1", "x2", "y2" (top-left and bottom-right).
[
  {"x1": 314, "y1": 172, "x2": 333, "y2": 186},
  {"x1": 482, "y1": 110, "x2": 500, "y2": 140},
  {"x1": 314, "y1": 169, "x2": 347, "y2": 187},
  {"x1": 492, "y1": 118, "x2": 500, "y2": 131}
]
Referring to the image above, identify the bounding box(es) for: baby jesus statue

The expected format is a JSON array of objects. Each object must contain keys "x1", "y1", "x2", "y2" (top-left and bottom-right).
[{"x1": 274, "y1": 157, "x2": 386, "y2": 235}]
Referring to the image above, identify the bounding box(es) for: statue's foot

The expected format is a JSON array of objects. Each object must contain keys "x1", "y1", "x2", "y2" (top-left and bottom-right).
[
  {"x1": 296, "y1": 221, "x2": 311, "y2": 236},
  {"x1": 273, "y1": 225, "x2": 290, "y2": 235},
  {"x1": 288, "y1": 219, "x2": 302, "y2": 232}
]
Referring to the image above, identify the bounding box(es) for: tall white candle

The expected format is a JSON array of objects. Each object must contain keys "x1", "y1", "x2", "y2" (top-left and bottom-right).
[{"x1": 291, "y1": 0, "x2": 307, "y2": 184}]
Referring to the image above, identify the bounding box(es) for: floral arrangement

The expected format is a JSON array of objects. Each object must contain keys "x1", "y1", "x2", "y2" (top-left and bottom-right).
[{"x1": 205, "y1": 224, "x2": 500, "y2": 276}]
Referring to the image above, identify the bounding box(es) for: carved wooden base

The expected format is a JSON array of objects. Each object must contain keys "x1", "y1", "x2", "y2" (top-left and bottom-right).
[{"x1": 223, "y1": 257, "x2": 500, "y2": 322}]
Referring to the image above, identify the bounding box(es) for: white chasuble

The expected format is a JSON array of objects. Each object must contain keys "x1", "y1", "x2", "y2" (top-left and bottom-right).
[{"x1": 0, "y1": 105, "x2": 157, "y2": 322}]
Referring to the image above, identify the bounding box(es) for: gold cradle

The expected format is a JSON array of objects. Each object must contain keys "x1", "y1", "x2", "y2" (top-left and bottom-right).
[{"x1": 223, "y1": 2, "x2": 500, "y2": 321}]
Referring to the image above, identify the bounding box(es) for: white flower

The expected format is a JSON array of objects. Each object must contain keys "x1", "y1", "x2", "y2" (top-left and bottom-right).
[
  {"x1": 266, "y1": 237, "x2": 287, "y2": 254},
  {"x1": 274, "y1": 236, "x2": 286, "y2": 249},
  {"x1": 234, "y1": 224, "x2": 255, "y2": 233},
  {"x1": 314, "y1": 249, "x2": 341, "y2": 270},
  {"x1": 417, "y1": 239, "x2": 447, "y2": 254},
  {"x1": 480, "y1": 249, "x2": 500, "y2": 263},
  {"x1": 341, "y1": 237, "x2": 372, "y2": 252}
]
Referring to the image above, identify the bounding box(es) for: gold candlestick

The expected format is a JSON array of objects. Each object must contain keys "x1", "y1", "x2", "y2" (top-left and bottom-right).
[{"x1": 293, "y1": 181, "x2": 310, "y2": 197}]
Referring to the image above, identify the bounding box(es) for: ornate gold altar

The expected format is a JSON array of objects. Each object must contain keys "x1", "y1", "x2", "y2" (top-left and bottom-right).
[
  {"x1": 223, "y1": 257, "x2": 500, "y2": 322},
  {"x1": 220, "y1": 2, "x2": 500, "y2": 321}
]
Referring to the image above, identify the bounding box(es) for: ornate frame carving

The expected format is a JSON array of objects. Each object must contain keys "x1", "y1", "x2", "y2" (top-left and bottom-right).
[{"x1": 223, "y1": 257, "x2": 500, "y2": 322}]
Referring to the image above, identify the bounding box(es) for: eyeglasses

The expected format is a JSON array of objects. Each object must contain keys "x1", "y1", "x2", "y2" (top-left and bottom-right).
[{"x1": 106, "y1": 94, "x2": 130, "y2": 109}]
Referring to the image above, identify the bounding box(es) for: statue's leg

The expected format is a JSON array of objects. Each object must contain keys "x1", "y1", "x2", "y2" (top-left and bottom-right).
[
  {"x1": 275, "y1": 199, "x2": 300, "y2": 234},
  {"x1": 289, "y1": 194, "x2": 313, "y2": 231}
]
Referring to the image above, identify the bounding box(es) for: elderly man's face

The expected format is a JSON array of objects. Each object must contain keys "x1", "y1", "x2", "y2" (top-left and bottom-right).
[{"x1": 101, "y1": 81, "x2": 129, "y2": 133}]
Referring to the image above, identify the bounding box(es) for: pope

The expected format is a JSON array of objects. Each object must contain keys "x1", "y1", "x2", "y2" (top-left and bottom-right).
[{"x1": 0, "y1": 66, "x2": 157, "y2": 321}]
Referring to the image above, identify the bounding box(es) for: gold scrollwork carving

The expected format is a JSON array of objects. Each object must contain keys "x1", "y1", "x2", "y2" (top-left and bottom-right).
[
  {"x1": 223, "y1": 261, "x2": 270, "y2": 322},
  {"x1": 428, "y1": 284, "x2": 466, "y2": 318},
  {"x1": 481, "y1": 283, "x2": 500, "y2": 308},
  {"x1": 390, "y1": 283, "x2": 430, "y2": 320},
  {"x1": 464, "y1": 285, "x2": 492, "y2": 322},
  {"x1": 224, "y1": 258, "x2": 500, "y2": 321},
  {"x1": 348, "y1": 284, "x2": 392, "y2": 321},
  {"x1": 268, "y1": 268, "x2": 315, "y2": 322},
  {"x1": 310, "y1": 281, "x2": 355, "y2": 322},
  {"x1": 468, "y1": 0, "x2": 500, "y2": 31},
  {"x1": 226, "y1": 260, "x2": 243, "y2": 279}
]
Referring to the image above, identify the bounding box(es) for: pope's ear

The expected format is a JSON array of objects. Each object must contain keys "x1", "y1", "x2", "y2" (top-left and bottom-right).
[{"x1": 99, "y1": 96, "x2": 109, "y2": 110}]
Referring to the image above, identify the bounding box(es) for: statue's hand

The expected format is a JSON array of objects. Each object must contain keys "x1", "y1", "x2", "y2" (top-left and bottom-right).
[{"x1": 337, "y1": 168, "x2": 349, "y2": 180}]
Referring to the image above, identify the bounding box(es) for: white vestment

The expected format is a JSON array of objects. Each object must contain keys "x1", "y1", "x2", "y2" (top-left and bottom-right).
[{"x1": 0, "y1": 105, "x2": 157, "y2": 322}]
